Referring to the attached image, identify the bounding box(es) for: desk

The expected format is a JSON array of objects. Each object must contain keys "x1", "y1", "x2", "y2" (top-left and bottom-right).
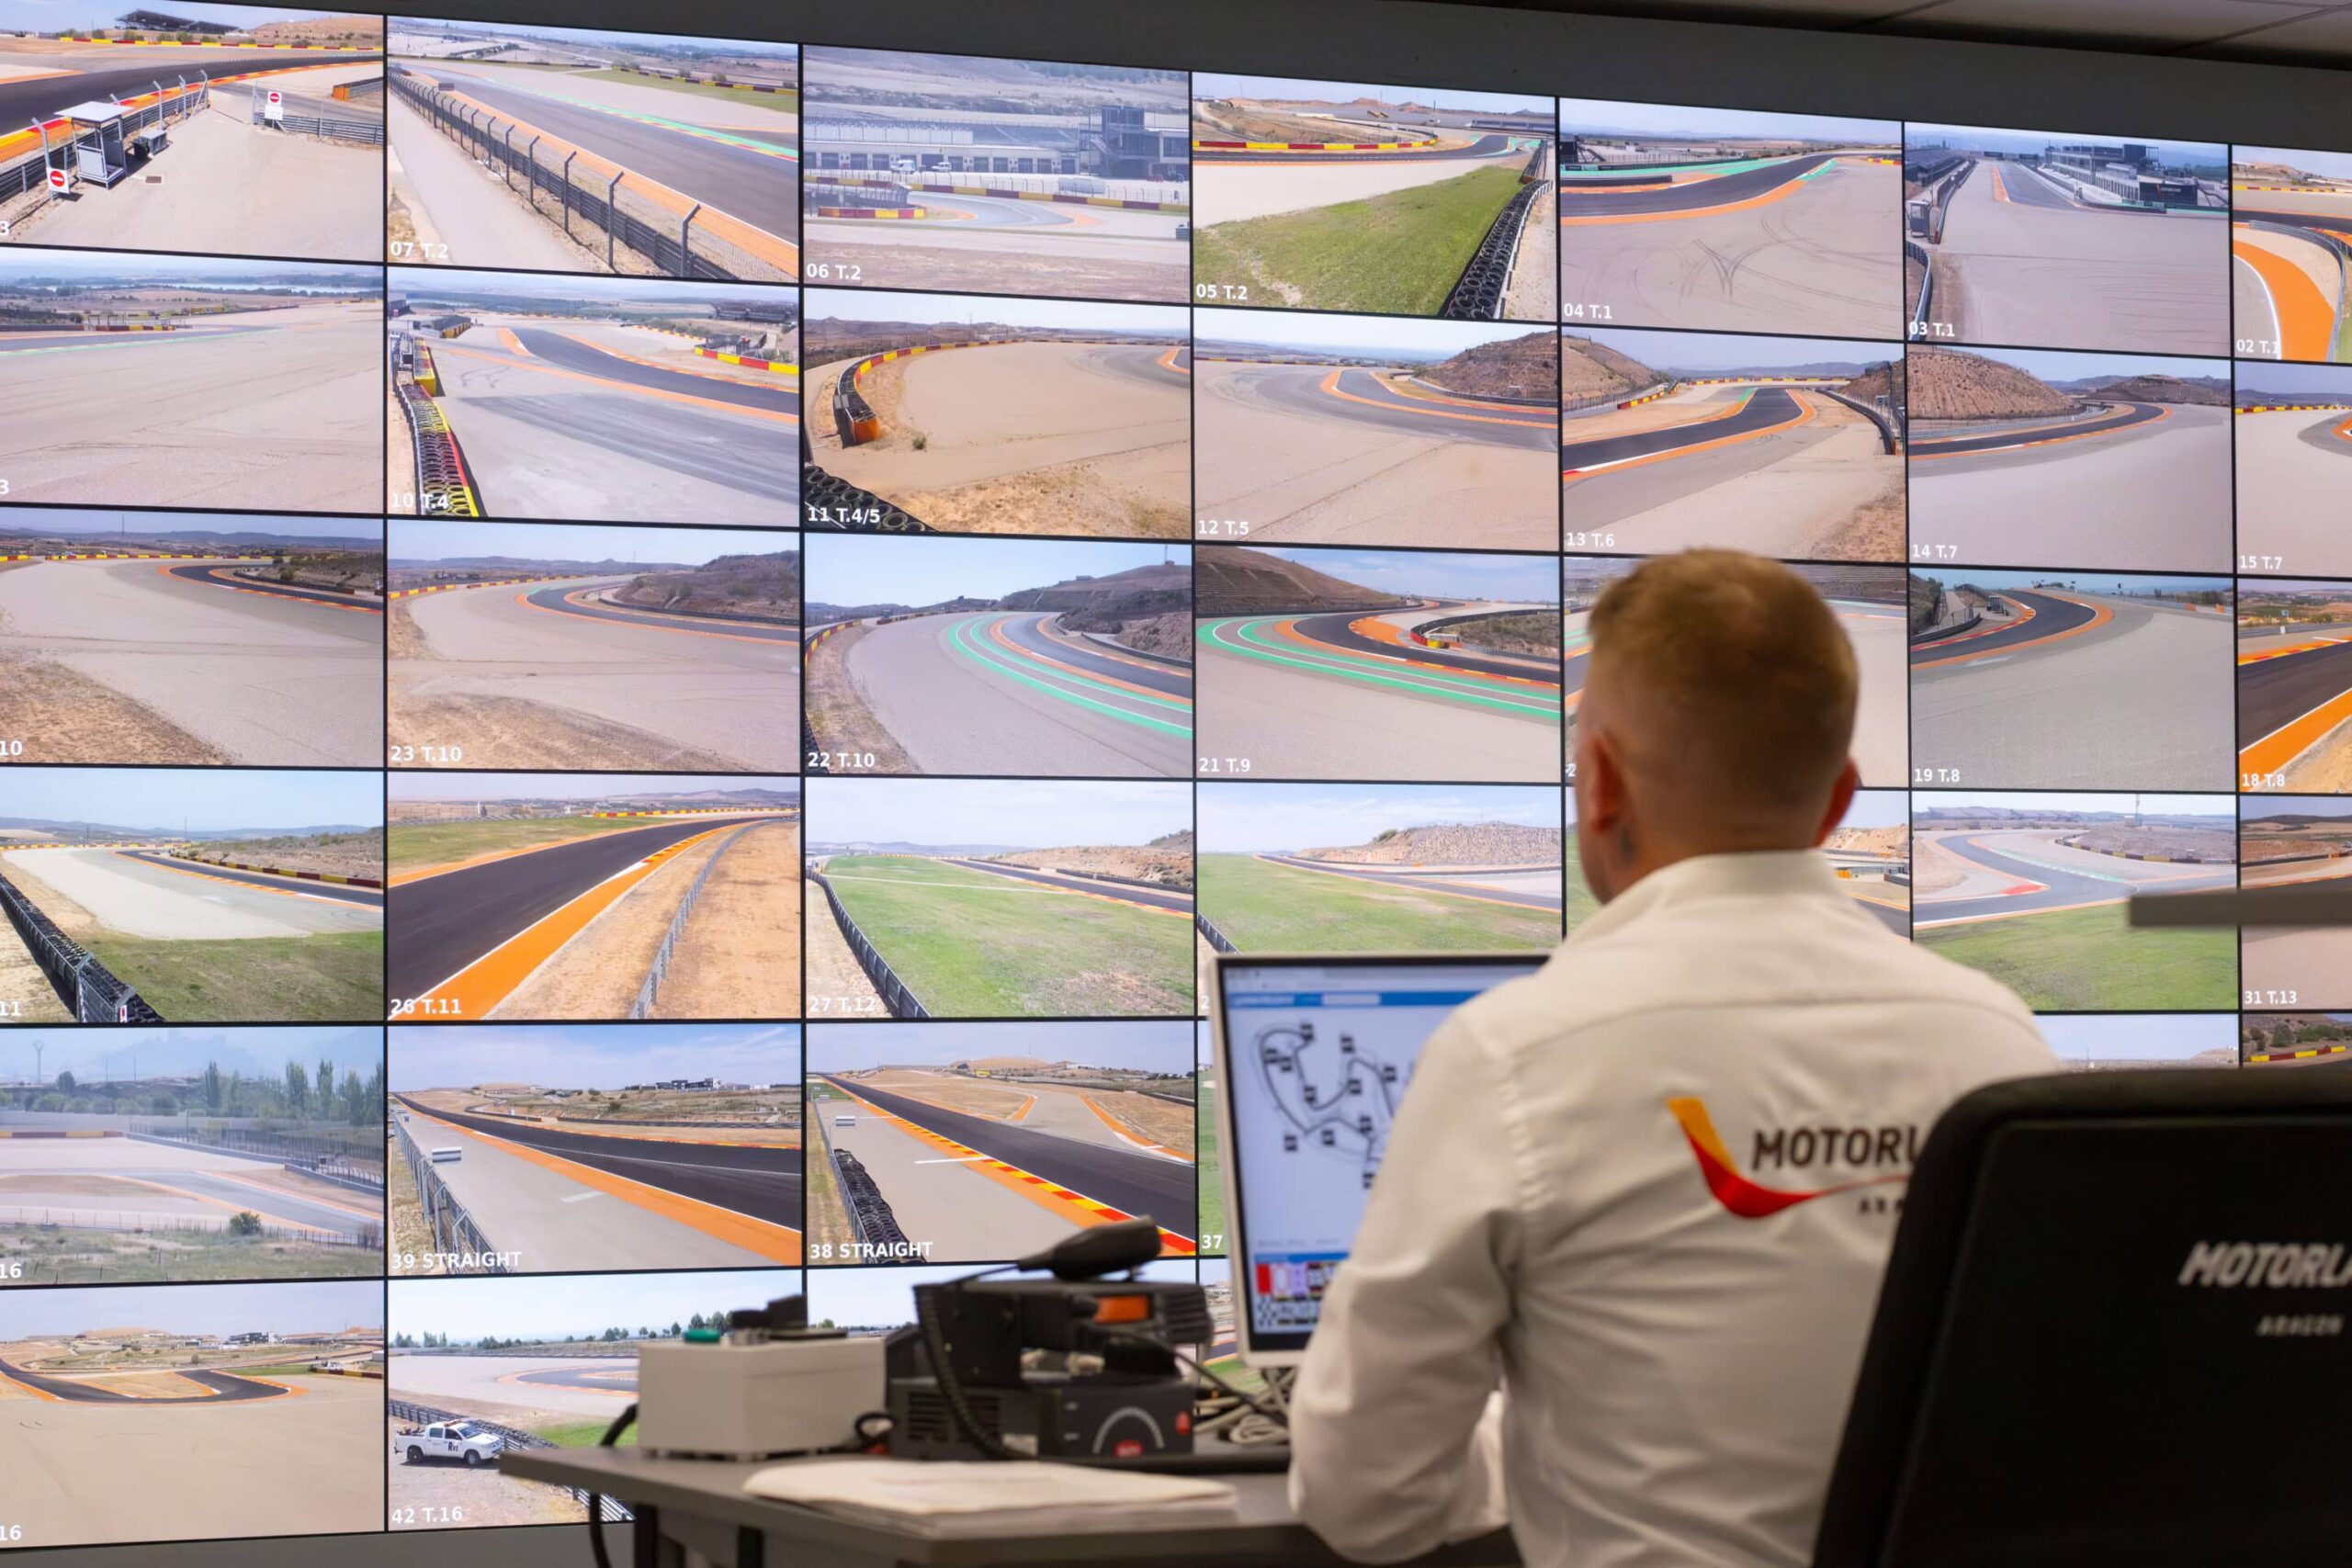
[{"x1": 504, "y1": 1449, "x2": 1521, "y2": 1568}]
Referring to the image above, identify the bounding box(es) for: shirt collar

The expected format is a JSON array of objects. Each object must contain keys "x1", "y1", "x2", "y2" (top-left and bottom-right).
[{"x1": 1565, "y1": 848, "x2": 1851, "y2": 946}]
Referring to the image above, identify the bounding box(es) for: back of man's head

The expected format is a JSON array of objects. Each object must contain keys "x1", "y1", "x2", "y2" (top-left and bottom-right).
[{"x1": 1576, "y1": 550, "x2": 1860, "y2": 901}]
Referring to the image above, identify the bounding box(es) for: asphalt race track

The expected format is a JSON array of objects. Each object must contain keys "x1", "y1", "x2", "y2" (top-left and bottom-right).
[
  {"x1": 0, "y1": 846, "x2": 379, "y2": 942},
  {"x1": 116, "y1": 852, "x2": 382, "y2": 907},
  {"x1": 823, "y1": 1075, "x2": 1194, "y2": 1239},
  {"x1": 2235, "y1": 406, "x2": 2352, "y2": 576},
  {"x1": 933, "y1": 856, "x2": 1193, "y2": 913},
  {"x1": 1908, "y1": 400, "x2": 2167, "y2": 457},
  {"x1": 0, "y1": 51, "x2": 378, "y2": 125},
  {"x1": 1911, "y1": 592, "x2": 2233, "y2": 788},
  {"x1": 387, "y1": 814, "x2": 776, "y2": 1001},
  {"x1": 1912, "y1": 829, "x2": 2233, "y2": 927},
  {"x1": 2239, "y1": 634, "x2": 2352, "y2": 779},
  {"x1": 1255, "y1": 853, "x2": 1563, "y2": 911},
  {"x1": 838, "y1": 611, "x2": 1191, "y2": 777},
  {"x1": 1563, "y1": 385, "x2": 1811, "y2": 471},
  {"x1": 0, "y1": 1359, "x2": 288, "y2": 1404}
]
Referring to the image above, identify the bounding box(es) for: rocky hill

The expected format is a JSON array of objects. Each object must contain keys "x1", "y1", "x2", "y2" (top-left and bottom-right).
[
  {"x1": 2084, "y1": 374, "x2": 2230, "y2": 406},
  {"x1": 1826, "y1": 825, "x2": 1907, "y2": 857},
  {"x1": 1302, "y1": 821, "x2": 1562, "y2": 865},
  {"x1": 1560, "y1": 333, "x2": 1660, "y2": 400},
  {"x1": 989, "y1": 840, "x2": 1193, "y2": 887},
  {"x1": 1421, "y1": 331, "x2": 1556, "y2": 400},
  {"x1": 1840, "y1": 358, "x2": 1907, "y2": 408},
  {"x1": 614, "y1": 551, "x2": 797, "y2": 623},
  {"x1": 1908, "y1": 346, "x2": 2071, "y2": 420},
  {"x1": 1194, "y1": 547, "x2": 1406, "y2": 615}
]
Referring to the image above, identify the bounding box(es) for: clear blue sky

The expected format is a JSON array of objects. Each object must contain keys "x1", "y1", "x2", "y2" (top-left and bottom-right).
[
  {"x1": 1961, "y1": 345, "x2": 2225, "y2": 382},
  {"x1": 806, "y1": 778, "x2": 1188, "y2": 849},
  {"x1": 392, "y1": 266, "x2": 793, "y2": 310},
  {"x1": 6, "y1": 508, "x2": 379, "y2": 543},
  {"x1": 1249, "y1": 547, "x2": 1557, "y2": 604},
  {"x1": 1905, "y1": 125, "x2": 2222, "y2": 165},
  {"x1": 809, "y1": 535, "x2": 1182, "y2": 605},
  {"x1": 4, "y1": 1025, "x2": 379, "y2": 1087},
  {"x1": 391, "y1": 519, "x2": 791, "y2": 565},
  {"x1": 1194, "y1": 308, "x2": 1545, "y2": 358},
  {"x1": 809, "y1": 1259, "x2": 1196, "y2": 1331},
  {"x1": 806, "y1": 287, "x2": 1183, "y2": 336},
  {"x1": 2244, "y1": 797, "x2": 2352, "y2": 824},
  {"x1": 2237, "y1": 146, "x2": 2352, "y2": 182},
  {"x1": 1842, "y1": 788, "x2": 1909, "y2": 831},
  {"x1": 1944, "y1": 570, "x2": 2229, "y2": 596},
  {"x1": 0, "y1": 1280, "x2": 380, "y2": 1337},
  {"x1": 391, "y1": 1271, "x2": 800, "y2": 1340},
  {"x1": 390, "y1": 1024, "x2": 799, "y2": 1091},
  {"x1": 389, "y1": 773, "x2": 797, "y2": 803},
  {"x1": 806, "y1": 1020, "x2": 1190, "y2": 1074},
  {"x1": 0, "y1": 251, "x2": 373, "y2": 286},
  {"x1": 1917, "y1": 791, "x2": 2233, "y2": 820},
  {"x1": 396, "y1": 18, "x2": 797, "y2": 56},
  {"x1": 2039, "y1": 1013, "x2": 2238, "y2": 1063},
  {"x1": 1193, "y1": 73, "x2": 1550, "y2": 118},
  {"x1": 1557, "y1": 99, "x2": 1895, "y2": 145},
  {"x1": 0, "y1": 770, "x2": 380, "y2": 830},
  {"x1": 1577, "y1": 327, "x2": 1897, "y2": 373},
  {"x1": 1196, "y1": 782, "x2": 1559, "y2": 854}
]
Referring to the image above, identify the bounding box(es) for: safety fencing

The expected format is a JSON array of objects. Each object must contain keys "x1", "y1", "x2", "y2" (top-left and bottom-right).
[
  {"x1": 806, "y1": 865, "x2": 928, "y2": 1019},
  {"x1": 1905, "y1": 238, "x2": 1936, "y2": 334},
  {"x1": 1195, "y1": 911, "x2": 1238, "y2": 953},
  {"x1": 390, "y1": 1398, "x2": 632, "y2": 1520},
  {"x1": 390, "y1": 336, "x2": 483, "y2": 518},
  {"x1": 246, "y1": 89, "x2": 380, "y2": 143},
  {"x1": 0, "y1": 1202, "x2": 376, "y2": 1250},
  {"x1": 0, "y1": 871, "x2": 160, "y2": 1022},
  {"x1": 1563, "y1": 378, "x2": 1675, "y2": 415},
  {"x1": 334, "y1": 77, "x2": 384, "y2": 101},
  {"x1": 390, "y1": 69, "x2": 789, "y2": 282},
  {"x1": 1439, "y1": 142, "x2": 1546, "y2": 321},
  {"x1": 129, "y1": 1123, "x2": 384, "y2": 1186},
  {"x1": 0, "y1": 77, "x2": 211, "y2": 204},
  {"x1": 393, "y1": 1114, "x2": 506, "y2": 1272},
  {"x1": 628, "y1": 821, "x2": 758, "y2": 1020},
  {"x1": 694, "y1": 345, "x2": 796, "y2": 374},
  {"x1": 1822, "y1": 387, "x2": 1905, "y2": 454}
]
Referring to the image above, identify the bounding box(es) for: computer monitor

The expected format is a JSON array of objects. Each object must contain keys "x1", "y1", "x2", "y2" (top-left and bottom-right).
[{"x1": 1209, "y1": 951, "x2": 1545, "y2": 1367}]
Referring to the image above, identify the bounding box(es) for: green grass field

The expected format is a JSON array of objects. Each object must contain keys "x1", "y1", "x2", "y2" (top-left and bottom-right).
[
  {"x1": 1562, "y1": 843, "x2": 1599, "y2": 931},
  {"x1": 532, "y1": 1416, "x2": 640, "y2": 1449},
  {"x1": 389, "y1": 817, "x2": 648, "y2": 867},
  {"x1": 0, "y1": 1224, "x2": 379, "y2": 1285},
  {"x1": 1196, "y1": 1081, "x2": 1224, "y2": 1255},
  {"x1": 1198, "y1": 853, "x2": 1559, "y2": 953},
  {"x1": 1916, "y1": 903, "x2": 2236, "y2": 1010},
  {"x1": 91, "y1": 931, "x2": 382, "y2": 1022},
  {"x1": 1193, "y1": 164, "x2": 1522, "y2": 316},
  {"x1": 821, "y1": 855, "x2": 1193, "y2": 1015}
]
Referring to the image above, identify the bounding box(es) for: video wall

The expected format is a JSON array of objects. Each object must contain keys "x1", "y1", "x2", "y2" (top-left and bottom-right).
[{"x1": 0, "y1": 2, "x2": 2345, "y2": 1551}]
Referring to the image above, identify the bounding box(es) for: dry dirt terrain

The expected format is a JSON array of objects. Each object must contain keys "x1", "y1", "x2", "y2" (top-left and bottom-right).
[{"x1": 1304, "y1": 822, "x2": 1561, "y2": 864}]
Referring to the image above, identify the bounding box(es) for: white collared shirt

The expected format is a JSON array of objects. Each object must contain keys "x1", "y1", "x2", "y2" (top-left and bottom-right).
[{"x1": 1289, "y1": 850, "x2": 2056, "y2": 1567}]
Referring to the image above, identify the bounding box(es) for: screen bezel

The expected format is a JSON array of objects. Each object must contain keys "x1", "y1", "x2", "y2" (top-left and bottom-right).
[{"x1": 1209, "y1": 948, "x2": 1546, "y2": 1367}]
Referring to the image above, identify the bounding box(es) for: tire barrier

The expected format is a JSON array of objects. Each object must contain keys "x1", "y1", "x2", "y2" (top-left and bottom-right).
[
  {"x1": 1196, "y1": 911, "x2": 1238, "y2": 953},
  {"x1": 394, "y1": 1115, "x2": 506, "y2": 1273},
  {"x1": 1193, "y1": 138, "x2": 1419, "y2": 152},
  {"x1": 1439, "y1": 148, "x2": 1545, "y2": 321},
  {"x1": 801, "y1": 461, "x2": 933, "y2": 532},
  {"x1": 0, "y1": 870, "x2": 161, "y2": 1023},
  {"x1": 389, "y1": 1397, "x2": 632, "y2": 1520},
  {"x1": 810, "y1": 204, "x2": 930, "y2": 220},
  {"x1": 693, "y1": 346, "x2": 797, "y2": 374},
  {"x1": 807, "y1": 865, "x2": 929, "y2": 1020},
  {"x1": 392, "y1": 348, "x2": 484, "y2": 519},
  {"x1": 628, "y1": 821, "x2": 758, "y2": 1020},
  {"x1": 831, "y1": 1148, "x2": 911, "y2": 1248},
  {"x1": 390, "y1": 70, "x2": 789, "y2": 282},
  {"x1": 2247, "y1": 1043, "x2": 2352, "y2": 1065}
]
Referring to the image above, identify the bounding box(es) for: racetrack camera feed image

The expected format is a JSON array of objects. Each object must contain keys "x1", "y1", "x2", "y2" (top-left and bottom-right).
[
  {"x1": 388, "y1": 19, "x2": 797, "y2": 281},
  {"x1": 2043, "y1": 1011, "x2": 2239, "y2": 1070},
  {"x1": 800, "y1": 48, "x2": 1186, "y2": 304},
  {"x1": 2234, "y1": 360, "x2": 2352, "y2": 579},
  {"x1": 805, "y1": 1020, "x2": 1194, "y2": 1267},
  {"x1": 2238, "y1": 581, "x2": 2352, "y2": 794},
  {"x1": 1557, "y1": 326, "x2": 1905, "y2": 561},
  {"x1": 387, "y1": 520, "x2": 798, "y2": 774},
  {"x1": 385, "y1": 266, "x2": 797, "y2": 525},
  {"x1": 1905, "y1": 344, "x2": 2233, "y2": 572},
  {"x1": 387, "y1": 1269, "x2": 796, "y2": 1529},
  {"x1": 802, "y1": 776, "x2": 1194, "y2": 1021},
  {"x1": 2232, "y1": 146, "x2": 2352, "y2": 365},
  {"x1": 1555, "y1": 100, "x2": 1902, "y2": 339},
  {"x1": 1561, "y1": 556, "x2": 1907, "y2": 788},
  {"x1": 1191, "y1": 73, "x2": 1555, "y2": 321},
  {"x1": 0, "y1": 4, "x2": 384, "y2": 264},
  {"x1": 0, "y1": 767, "x2": 384, "y2": 1024},
  {"x1": 1194, "y1": 545, "x2": 1562, "y2": 784},
  {"x1": 1908, "y1": 570, "x2": 2235, "y2": 791},
  {"x1": 1908, "y1": 790, "x2": 2237, "y2": 1011},
  {"x1": 802, "y1": 287, "x2": 1189, "y2": 538},
  {"x1": 0, "y1": 249, "x2": 381, "y2": 512},
  {"x1": 2242, "y1": 1011, "x2": 2352, "y2": 1067},
  {"x1": 1192, "y1": 309, "x2": 1558, "y2": 550},
  {"x1": 0, "y1": 509, "x2": 383, "y2": 766},
  {"x1": 0, "y1": 1278, "x2": 386, "y2": 1548},
  {"x1": 385, "y1": 773, "x2": 801, "y2": 1022},
  {"x1": 802, "y1": 533, "x2": 1190, "y2": 779},
  {"x1": 1194, "y1": 780, "x2": 1566, "y2": 954},
  {"x1": 1825, "y1": 788, "x2": 1912, "y2": 938},
  {"x1": 2238, "y1": 796, "x2": 2352, "y2": 1010},
  {"x1": 0, "y1": 1025, "x2": 384, "y2": 1285},
  {"x1": 388, "y1": 1023, "x2": 802, "y2": 1274},
  {"x1": 1903, "y1": 124, "x2": 2229, "y2": 355}
]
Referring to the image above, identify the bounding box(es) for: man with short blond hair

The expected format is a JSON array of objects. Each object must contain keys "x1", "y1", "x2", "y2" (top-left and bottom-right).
[{"x1": 1291, "y1": 549, "x2": 2055, "y2": 1568}]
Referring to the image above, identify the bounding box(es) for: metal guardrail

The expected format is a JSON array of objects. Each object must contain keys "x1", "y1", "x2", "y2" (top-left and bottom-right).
[
  {"x1": 391, "y1": 71, "x2": 775, "y2": 282},
  {"x1": 1564, "y1": 378, "x2": 1675, "y2": 415},
  {"x1": 390, "y1": 1398, "x2": 631, "y2": 1520},
  {"x1": 0, "y1": 78, "x2": 209, "y2": 204},
  {"x1": 629, "y1": 821, "x2": 757, "y2": 1020},
  {"x1": 1196, "y1": 912, "x2": 1238, "y2": 953},
  {"x1": 807, "y1": 865, "x2": 928, "y2": 1019},
  {"x1": 1905, "y1": 238, "x2": 1936, "y2": 334},
  {"x1": 0, "y1": 870, "x2": 160, "y2": 1022},
  {"x1": 393, "y1": 1115, "x2": 505, "y2": 1272},
  {"x1": 1822, "y1": 387, "x2": 1905, "y2": 454}
]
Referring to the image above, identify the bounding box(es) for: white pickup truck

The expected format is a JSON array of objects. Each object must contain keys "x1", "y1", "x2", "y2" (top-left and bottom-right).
[{"x1": 395, "y1": 1420, "x2": 504, "y2": 1466}]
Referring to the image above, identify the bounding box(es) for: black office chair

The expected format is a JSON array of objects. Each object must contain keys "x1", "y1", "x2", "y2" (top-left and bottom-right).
[{"x1": 1815, "y1": 1067, "x2": 2352, "y2": 1568}]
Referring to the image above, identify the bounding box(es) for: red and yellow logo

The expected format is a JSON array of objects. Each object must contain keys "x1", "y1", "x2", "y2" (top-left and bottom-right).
[{"x1": 1668, "y1": 1098, "x2": 1908, "y2": 1219}]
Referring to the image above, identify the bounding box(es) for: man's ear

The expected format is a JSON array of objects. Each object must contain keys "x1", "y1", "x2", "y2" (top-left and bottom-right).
[
  {"x1": 1583, "y1": 723, "x2": 1627, "y2": 831},
  {"x1": 1811, "y1": 757, "x2": 1862, "y2": 847}
]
